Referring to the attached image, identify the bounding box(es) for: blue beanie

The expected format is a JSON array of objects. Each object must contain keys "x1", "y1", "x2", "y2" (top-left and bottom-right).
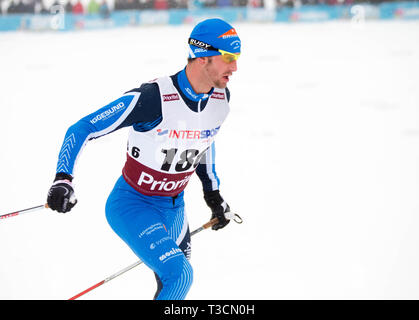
[{"x1": 188, "y1": 18, "x2": 241, "y2": 58}]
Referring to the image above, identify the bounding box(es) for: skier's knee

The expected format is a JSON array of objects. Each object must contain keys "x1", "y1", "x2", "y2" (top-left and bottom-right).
[{"x1": 155, "y1": 256, "x2": 193, "y2": 300}]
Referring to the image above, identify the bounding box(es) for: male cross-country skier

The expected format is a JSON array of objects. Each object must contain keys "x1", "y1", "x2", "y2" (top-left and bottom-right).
[{"x1": 46, "y1": 18, "x2": 241, "y2": 300}]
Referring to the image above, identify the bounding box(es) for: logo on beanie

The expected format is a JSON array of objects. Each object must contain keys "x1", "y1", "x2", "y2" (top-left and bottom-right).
[
  {"x1": 218, "y1": 28, "x2": 238, "y2": 39},
  {"x1": 189, "y1": 38, "x2": 211, "y2": 49}
]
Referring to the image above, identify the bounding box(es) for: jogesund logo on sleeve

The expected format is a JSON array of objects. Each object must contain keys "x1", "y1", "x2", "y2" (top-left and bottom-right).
[{"x1": 90, "y1": 101, "x2": 125, "y2": 124}]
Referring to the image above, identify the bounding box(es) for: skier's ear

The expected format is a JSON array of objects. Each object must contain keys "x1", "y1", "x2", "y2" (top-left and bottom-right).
[{"x1": 197, "y1": 57, "x2": 209, "y2": 65}]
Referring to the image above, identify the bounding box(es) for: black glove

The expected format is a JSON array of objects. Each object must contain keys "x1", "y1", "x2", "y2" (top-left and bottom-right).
[
  {"x1": 204, "y1": 190, "x2": 230, "y2": 230},
  {"x1": 47, "y1": 173, "x2": 77, "y2": 213}
]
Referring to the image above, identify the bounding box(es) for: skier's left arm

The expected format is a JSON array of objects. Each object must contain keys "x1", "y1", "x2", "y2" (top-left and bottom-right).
[{"x1": 196, "y1": 87, "x2": 232, "y2": 230}]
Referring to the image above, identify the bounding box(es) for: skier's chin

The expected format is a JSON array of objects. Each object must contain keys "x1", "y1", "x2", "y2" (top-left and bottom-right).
[{"x1": 213, "y1": 80, "x2": 227, "y2": 89}]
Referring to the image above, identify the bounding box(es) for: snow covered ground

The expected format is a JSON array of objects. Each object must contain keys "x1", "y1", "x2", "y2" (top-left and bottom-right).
[{"x1": 0, "y1": 20, "x2": 418, "y2": 300}]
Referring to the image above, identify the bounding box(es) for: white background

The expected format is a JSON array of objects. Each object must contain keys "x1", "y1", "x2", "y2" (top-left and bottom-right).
[{"x1": 0, "y1": 20, "x2": 418, "y2": 299}]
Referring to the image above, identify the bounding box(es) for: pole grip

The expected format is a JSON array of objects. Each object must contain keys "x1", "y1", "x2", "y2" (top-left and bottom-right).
[{"x1": 203, "y1": 218, "x2": 219, "y2": 230}]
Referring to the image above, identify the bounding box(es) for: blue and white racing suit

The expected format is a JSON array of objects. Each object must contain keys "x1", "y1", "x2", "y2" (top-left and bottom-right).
[{"x1": 54, "y1": 68, "x2": 230, "y2": 299}]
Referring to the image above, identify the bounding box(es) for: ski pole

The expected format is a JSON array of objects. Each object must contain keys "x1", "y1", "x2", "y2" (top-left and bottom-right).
[
  {"x1": 0, "y1": 204, "x2": 48, "y2": 221},
  {"x1": 68, "y1": 213, "x2": 242, "y2": 300}
]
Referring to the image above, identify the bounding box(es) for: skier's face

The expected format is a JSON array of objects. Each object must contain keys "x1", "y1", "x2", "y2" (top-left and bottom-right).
[{"x1": 203, "y1": 55, "x2": 237, "y2": 89}]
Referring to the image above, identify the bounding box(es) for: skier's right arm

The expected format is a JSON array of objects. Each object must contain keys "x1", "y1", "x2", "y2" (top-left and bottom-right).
[{"x1": 47, "y1": 83, "x2": 162, "y2": 213}]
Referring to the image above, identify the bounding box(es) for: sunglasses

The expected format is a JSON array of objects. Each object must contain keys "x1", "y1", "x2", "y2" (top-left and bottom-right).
[{"x1": 189, "y1": 38, "x2": 240, "y2": 63}]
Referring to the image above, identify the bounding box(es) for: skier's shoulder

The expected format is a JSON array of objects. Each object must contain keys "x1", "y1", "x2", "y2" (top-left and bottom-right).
[
  {"x1": 121, "y1": 79, "x2": 162, "y2": 124},
  {"x1": 125, "y1": 79, "x2": 161, "y2": 102},
  {"x1": 126, "y1": 79, "x2": 162, "y2": 112}
]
